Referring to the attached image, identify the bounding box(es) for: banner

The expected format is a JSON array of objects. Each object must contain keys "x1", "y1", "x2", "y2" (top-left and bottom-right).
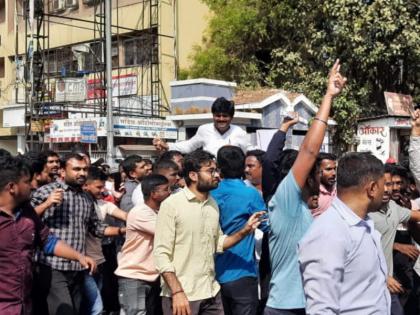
[
  {"x1": 56, "y1": 78, "x2": 87, "y2": 102},
  {"x1": 87, "y1": 74, "x2": 137, "y2": 99},
  {"x1": 384, "y1": 92, "x2": 413, "y2": 116},
  {"x1": 49, "y1": 116, "x2": 177, "y2": 142}
]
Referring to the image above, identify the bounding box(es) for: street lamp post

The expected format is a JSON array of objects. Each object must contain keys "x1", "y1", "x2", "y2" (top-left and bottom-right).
[{"x1": 105, "y1": 0, "x2": 115, "y2": 165}]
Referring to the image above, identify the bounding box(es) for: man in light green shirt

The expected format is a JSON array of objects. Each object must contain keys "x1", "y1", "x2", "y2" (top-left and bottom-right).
[{"x1": 154, "y1": 149, "x2": 265, "y2": 315}]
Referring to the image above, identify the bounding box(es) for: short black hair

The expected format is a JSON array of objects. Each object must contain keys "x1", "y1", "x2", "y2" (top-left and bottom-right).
[
  {"x1": 406, "y1": 170, "x2": 416, "y2": 186},
  {"x1": 141, "y1": 174, "x2": 168, "y2": 199},
  {"x1": 121, "y1": 155, "x2": 143, "y2": 178},
  {"x1": 62, "y1": 153, "x2": 85, "y2": 168},
  {"x1": 86, "y1": 166, "x2": 108, "y2": 182},
  {"x1": 384, "y1": 163, "x2": 395, "y2": 174},
  {"x1": 217, "y1": 146, "x2": 245, "y2": 179},
  {"x1": 39, "y1": 150, "x2": 59, "y2": 160},
  {"x1": 20, "y1": 151, "x2": 45, "y2": 175},
  {"x1": 153, "y1": 159, "x2": 179, "y2": 174},
  {"x1": 71, "y1": 144, "x2": 90, "y2": 158},
  {"x1": 143, "y1": 158, "x2": 153, "y2": 166},
  {"x1": 0, "y1": 156, "x2": 32, "y2": 190},
  {"x1": 316, "y1": 152, "x2": 337, "y2": 166},
  {"x1": 0, "y1": 149, "x2": 12, "y2": 158},
  {"x1": 390, "y1": 165, "x2": 408, "y2": 180},
  {"x1": 263, "y1": 149, "x2": 298, "y2": 202},
  {"x1": 211, "y1": 97, "x2": 235, "y2": 117},
  {"x1": 183, "y1": 150, "x2": 215, "y2": 186},
  {"x1": 246, "y1": 149, "x2": 265, "y2": 165},
  {"x1": 159, "y1": 150, "x2": 183, "y2": 161},
  {"x1": 337, "y1": 152, "x2": 384, "y2": 189}
]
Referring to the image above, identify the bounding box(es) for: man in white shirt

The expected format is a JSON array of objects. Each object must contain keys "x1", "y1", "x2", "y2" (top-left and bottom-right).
[{"x1": 153, "y1": 97, "x2": 252, "y2": 156}]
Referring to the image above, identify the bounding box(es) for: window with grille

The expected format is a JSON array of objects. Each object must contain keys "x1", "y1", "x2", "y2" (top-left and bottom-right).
[{"x1": 123, "y1": 28, "x2": 158, "y2": 66}]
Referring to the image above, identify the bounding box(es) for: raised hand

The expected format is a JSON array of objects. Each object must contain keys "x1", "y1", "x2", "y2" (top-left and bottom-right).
[
  {"x1": 410, "y1": 109, "x2": 420, "y2": 136},
  {"x1": 280, "y1": 112, "x2": 300, "y2": 132},
  {"x1": 326, "y1": 59, "x2": 347, "y2": 98},
  {"x1": 153, "y1": 137, "x2": 169, "y2": 152}
]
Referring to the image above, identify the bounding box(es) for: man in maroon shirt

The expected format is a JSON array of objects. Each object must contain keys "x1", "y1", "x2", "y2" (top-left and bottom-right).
[{"x1": 0, "y1": 155, "x2": 96, "y2": 315}]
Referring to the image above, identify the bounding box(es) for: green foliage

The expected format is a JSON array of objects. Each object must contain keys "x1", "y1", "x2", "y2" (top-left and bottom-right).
[{"x1": 187, "y1": 0, "x2": 420, "y2": 150}]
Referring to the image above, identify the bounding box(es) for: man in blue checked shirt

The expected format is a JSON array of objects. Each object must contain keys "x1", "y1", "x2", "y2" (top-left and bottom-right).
[{"x1": 211, "y1": 145, "x2": 269, "y2": 315}]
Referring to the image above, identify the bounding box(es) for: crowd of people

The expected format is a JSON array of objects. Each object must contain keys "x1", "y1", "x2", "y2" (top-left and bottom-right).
[{"x1": 1, "y1": 61, "x2": 420, "y2": 315}]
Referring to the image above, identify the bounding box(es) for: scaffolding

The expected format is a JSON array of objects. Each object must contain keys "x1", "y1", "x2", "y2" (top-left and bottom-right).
[{"x1": 18, "y1": 0, "x2": 171, "y2": 151}]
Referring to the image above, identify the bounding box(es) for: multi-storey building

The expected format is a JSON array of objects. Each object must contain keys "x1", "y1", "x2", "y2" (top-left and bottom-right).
[{"x1": 0, "y1": 0, "x2": 210, "y2": 155}]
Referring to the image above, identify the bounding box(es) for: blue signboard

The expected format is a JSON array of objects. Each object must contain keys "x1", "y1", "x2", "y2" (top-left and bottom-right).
[{"x1": 80, "y1": 122, "x2": 97, "y2": 144}]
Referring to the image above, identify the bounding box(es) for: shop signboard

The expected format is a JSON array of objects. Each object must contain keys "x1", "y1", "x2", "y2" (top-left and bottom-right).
[
  {"x1": 50, "y1": 117, "x2": 106, "y2": 143},
  {"x1": 384, "y1": 92, "x2": 413, "y2": 116},
  {"x1": 80, "y1": 122, "x2": 98, "y2": 144},
  {"x1": 113, "y1": 117, "x2": 177, "y2": 139},
  {"x1": 357, "y1": 123, "x2": 390, "y2": 162},
  {"x1": 49, "y1": 116, "x2": 177, "y2": 143},
  {"x1": 87, "y1": 74, "x2": 137, "y2": 99},
  {"x1": 55, "y1": 78, "x2": 87, "y2": 102}
]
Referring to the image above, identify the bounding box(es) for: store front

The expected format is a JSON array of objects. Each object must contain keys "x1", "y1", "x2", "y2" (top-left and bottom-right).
[{"x1": 357, "y1": 115, "x2": 411, "y2": 163}]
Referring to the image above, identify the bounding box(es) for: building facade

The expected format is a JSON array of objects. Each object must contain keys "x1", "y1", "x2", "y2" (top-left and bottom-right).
[{"x1": 0, "y1": 0, "x2": 210, "y2": 154}]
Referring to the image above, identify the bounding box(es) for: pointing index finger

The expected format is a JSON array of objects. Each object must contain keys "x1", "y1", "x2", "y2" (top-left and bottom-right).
[{"x1": 331, "y1": 59, "x2": 340, "y2": 74}]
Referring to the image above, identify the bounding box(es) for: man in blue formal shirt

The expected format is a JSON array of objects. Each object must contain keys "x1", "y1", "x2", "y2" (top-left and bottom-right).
[{"x1": 299, "y1": 152, "x2": 391, "y2": 315}]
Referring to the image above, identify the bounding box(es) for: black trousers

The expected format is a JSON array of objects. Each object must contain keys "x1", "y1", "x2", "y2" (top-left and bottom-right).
[
  {"x1": 264, "y1": 307, "x2": 305, "y2": 315},
  {"x1": 220, "y1": 277, "x2": 259, "y2": 315},
  {"x1": 162, "y1": 292, "x2": 224, "y2": 315},
  {"x1": 101, "y1": 242, "x2": 121, "y2": 313},
  {"x1": 37, "y1": 264, "x2": 84, "y2": 315}
]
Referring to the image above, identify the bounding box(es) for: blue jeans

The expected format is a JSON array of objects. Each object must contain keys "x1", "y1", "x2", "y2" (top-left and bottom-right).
[{"x1": 82, "y1": 264, "x2": 104, "y2": 315}]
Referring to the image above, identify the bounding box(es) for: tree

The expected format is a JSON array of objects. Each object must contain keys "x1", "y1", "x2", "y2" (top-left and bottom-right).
[{"x1": 186, "y1": 0, "x2": 420, "y2": 151}]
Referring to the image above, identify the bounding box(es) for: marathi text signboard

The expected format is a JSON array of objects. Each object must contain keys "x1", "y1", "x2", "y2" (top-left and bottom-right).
[
  {"x1": 357, "y1": 123, "x2": 390, "y2": 162},
  {"x1": 49, "y1": 116, "x2": 177, "y2": 143},
  {"x1": 113, "y1": 117, "x2": 177, "y2": 139},
  {"x1": 87, "y1": 74, "x2": 137, "y2": 99},
  {"x1": 384, "y1": 92, "x2": 413, "y2": 116},
  {"x1": 50, "y1": 118, "x2": 106, "y2": 143},
  {"x1": 55, "y1": 78, "x2": 87, "y2": 102},
  {"x1": 80, "y1": 122, "x2": 98, "y2": 144}
]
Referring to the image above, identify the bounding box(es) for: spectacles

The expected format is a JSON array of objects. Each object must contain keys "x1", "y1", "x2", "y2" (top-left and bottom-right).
[{"x1": 199, "y1": 168, "x2": 220, "y2": 176}]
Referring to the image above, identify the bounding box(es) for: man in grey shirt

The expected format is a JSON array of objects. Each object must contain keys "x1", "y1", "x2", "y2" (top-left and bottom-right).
[
  {"x1": 370, "y1": 164, "x2": 420, "y2": 315},
  {"x1": 119, "y1": 155, "x2": 148, "y2": 212}
]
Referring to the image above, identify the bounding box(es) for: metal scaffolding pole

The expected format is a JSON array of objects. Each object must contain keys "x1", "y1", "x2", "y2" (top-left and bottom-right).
[{"x1": 105, "y1": 0, "x2": 115, "y2": 165}]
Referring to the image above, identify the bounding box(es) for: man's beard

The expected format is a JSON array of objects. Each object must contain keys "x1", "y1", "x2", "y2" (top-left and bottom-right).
[{"x1": 196, "y1": 176, "x2": 218, "y2": 193}]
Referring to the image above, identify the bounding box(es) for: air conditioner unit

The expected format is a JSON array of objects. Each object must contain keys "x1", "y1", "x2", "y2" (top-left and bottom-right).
[
  {"x1": 52, "y1": 0, "x2": 66, "y2": 12},
  {"x1": 72, "y1": 44, "x2": 90, "y2": 54},
  {"x1": 66, "y1": 0, "x2": 79, "y2": 9}
]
